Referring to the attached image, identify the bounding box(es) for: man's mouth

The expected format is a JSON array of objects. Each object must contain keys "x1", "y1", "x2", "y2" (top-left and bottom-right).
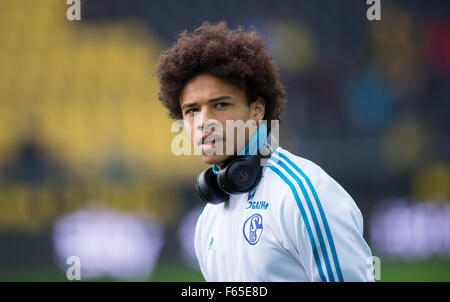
[{"x1": 198, "y1": 133, "x2": 223, "y2": 152}]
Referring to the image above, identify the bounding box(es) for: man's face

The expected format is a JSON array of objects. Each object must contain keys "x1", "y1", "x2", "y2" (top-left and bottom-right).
[{"x1": 180, "y1": 74, "x2": 265, "y2": 166}]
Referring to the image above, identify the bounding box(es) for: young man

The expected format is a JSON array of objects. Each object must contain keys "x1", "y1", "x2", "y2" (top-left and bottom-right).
[{"x1": 156, "y1": 22, "x2": 374, "y2": 282}]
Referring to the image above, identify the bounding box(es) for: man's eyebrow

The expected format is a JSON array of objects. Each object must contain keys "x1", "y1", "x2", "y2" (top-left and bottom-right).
[
  {"x1": 209, "y1": 95, "x2": 233, "y2": 103},
  {"x1": 181, "y1": 96, "x2": 233, "y2": 110}
]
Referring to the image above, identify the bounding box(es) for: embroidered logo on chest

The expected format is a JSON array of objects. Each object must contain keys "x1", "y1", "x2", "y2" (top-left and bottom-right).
[
  {"x1": 243, "y1": 214, "x2": 263, "y2": 245},
  {"x1": 246, "y1": 201, "x2": 269, "y2": 210},
  {"x1": 208, "y1": 236, "x2": 214, "y2": 251}
]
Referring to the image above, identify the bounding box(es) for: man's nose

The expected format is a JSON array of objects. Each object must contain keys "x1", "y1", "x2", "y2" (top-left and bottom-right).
[{"x1": 195, "y1": 107, "x2": 215, "y2": 131}]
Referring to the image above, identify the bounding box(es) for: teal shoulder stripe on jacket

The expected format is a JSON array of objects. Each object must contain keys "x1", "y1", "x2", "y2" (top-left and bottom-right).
[
  {"x1": 277, "y1": 151, "x2": 344, "y2": 282},
  {"x1": 271, "y1": 153, "x2": 335, "y2": 282},
  {"x1": 268, "y1": 164, "x2": 328, "y2": 282}
]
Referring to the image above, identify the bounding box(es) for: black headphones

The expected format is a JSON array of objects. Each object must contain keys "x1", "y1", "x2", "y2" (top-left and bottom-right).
[
  {"x1": 195, "y1": 121, "x2": 277, "y2": 204},
  {"x1": 195, "y1": 154, "x2": 266, "y2": 204}
]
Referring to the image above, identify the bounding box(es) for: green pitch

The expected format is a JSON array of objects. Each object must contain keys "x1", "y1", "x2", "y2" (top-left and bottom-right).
[{"x1": 0, "y1": 258, "x2": 449, "y2": 282}]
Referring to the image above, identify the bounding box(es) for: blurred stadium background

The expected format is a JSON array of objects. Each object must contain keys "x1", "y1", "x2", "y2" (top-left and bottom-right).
[{"x1": 0, "y1": 0, "x2": 449, "y2": 281}]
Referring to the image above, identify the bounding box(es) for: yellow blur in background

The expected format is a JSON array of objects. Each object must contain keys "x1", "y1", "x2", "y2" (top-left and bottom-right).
[
  {"x1": 0, "y1": 0, "x2": 204, "y2": 233},
  {"x1": 0, "y1": 0, "x2": 200, "y2": 175}
]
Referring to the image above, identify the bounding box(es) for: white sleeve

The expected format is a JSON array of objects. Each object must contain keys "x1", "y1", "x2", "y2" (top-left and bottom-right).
[
  {"x1": 194, "y1": 211, "x2": 209, "y2": 281},
  {"x1": 278, "y1": 172, "x2": 374, "y2": 282}
]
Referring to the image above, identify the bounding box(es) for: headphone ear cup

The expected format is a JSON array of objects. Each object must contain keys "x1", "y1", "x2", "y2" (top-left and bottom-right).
[
  {"x1": 217, "y1": 157, "x2": 262, "y2": 195},
  {"x1": 195, "y1": 168, "x2": 229, "y2": 204}
]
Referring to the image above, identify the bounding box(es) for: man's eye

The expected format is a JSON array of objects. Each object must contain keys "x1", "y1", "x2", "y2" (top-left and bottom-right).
[
  {"x1": 215, "y1": 102, "x2": 229, "y2": 109},
  {"x1": 185, "y1": 108, "x2": 198, "y2": 115}
]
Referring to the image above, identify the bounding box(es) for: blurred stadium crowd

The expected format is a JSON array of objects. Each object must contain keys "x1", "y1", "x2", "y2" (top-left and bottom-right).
[{"x1": 0, "y1": 0, "x2": 449, "y2": 280}]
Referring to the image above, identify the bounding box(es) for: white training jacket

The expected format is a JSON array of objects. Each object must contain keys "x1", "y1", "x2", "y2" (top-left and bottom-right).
[{"x1": 194, "y1": 129, "x2": 374, "y2": 282}]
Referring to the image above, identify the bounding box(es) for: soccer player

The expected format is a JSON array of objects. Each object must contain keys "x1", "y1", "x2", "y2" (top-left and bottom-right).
[{"x1": 156, "y1": 22, "x2": 374, "y2": 281}]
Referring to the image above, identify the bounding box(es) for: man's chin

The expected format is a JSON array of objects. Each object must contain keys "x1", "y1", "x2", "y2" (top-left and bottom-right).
[{"x1": 201, "y1": 154, "x2": 232, "y2": 166}]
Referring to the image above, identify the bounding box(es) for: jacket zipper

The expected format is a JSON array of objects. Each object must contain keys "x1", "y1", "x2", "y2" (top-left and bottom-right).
[{"x1": 226, "y1": 199, "x2": 236, "y2": 280}]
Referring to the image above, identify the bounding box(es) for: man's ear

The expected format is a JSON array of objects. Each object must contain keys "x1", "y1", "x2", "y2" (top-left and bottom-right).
[{"x1": 251, "y1": 97, "x2": 265, "y2": 122}]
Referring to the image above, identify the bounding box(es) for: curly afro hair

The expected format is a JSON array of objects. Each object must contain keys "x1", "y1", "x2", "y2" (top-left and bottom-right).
[{"x1": 155, "y1": 21, "x2": 286, "y2": 127}]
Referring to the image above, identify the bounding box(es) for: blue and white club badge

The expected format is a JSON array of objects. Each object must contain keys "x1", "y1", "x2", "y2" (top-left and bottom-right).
[{"x1": 243, "y1": 214, "x2": 263, "y2": 245}]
